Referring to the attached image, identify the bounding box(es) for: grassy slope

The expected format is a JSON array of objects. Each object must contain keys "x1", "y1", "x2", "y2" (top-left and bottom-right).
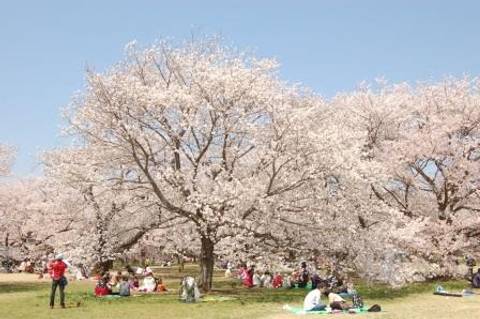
[{"x1": 0, "y1": 265, "x2": 479, "y2": 319}]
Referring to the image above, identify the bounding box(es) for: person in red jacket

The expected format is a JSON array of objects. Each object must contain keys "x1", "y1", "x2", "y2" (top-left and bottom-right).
[
  {"x1": 272, "y1": 272, "x2": 284, "y2": 288},
  {"x1": 49, "y1": 254, "x2": 68, "y2": 309}
]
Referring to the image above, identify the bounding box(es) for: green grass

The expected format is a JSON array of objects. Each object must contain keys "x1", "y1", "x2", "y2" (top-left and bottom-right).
[
  {"x1": 0, "y1": 265, "x2": 479, "y2": 319},
  {"x1": 354, "y1": 280, "x2": 468, "y2": 300}
]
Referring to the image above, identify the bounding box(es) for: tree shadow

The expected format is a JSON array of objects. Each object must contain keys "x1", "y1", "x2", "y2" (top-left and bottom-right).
[{"x1": 0, "y1": 282, "x2": 49, "y2": 294}]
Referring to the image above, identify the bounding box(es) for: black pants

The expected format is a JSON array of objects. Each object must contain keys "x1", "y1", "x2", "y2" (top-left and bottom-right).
[{"x1": 50, "y1": 279, "x2": 65, "y2": 307}]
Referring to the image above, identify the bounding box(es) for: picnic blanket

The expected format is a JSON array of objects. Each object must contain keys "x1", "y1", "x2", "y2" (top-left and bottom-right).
[
  {"x1": 283, "y1": 304, "x2": 369, "y2": 315},
  {"x1": 433, "y1": 285, "x2": 472, "y2": 297},
  {"x1": 202, "y1": 296, "x2": 237, "y2": 302}
]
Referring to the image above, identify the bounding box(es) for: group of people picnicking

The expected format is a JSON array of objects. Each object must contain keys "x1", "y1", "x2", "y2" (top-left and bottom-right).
[
  {"x1": 94, "y1": 265, "x2": 168, "y2": 297},
  {"x1": 42, "y1": 254, "x2": 172, "y2": 308},
  {"x1": 233, "y1": 261, "x2": 344, "y2": 291},
  {"x1": 230, "y1": 261, "x2": 381, "y2": 313},
  {"x1": 39, "y1": 254, "x2": 480, "y2": 310}
]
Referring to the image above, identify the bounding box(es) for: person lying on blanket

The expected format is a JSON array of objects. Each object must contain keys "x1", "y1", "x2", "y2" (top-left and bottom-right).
[{"x1": 303, "y1": 285, "x2": 327, "y2": 311}]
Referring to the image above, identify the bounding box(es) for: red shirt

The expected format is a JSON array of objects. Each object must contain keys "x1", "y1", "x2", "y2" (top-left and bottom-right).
[
  {"x1": 95, "y1": 286, "x2": 110, "y2": 297},
  {"x1": 273, "y1": 274, "x2": 283, "y2": 288},
  {"x1": 49, "y1": 260, "x2": 67, "y2": 280}
]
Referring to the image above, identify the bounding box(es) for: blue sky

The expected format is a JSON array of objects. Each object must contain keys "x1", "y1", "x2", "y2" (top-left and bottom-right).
[{"x1": 1, "y1": 0, "x2": 479, "y2": 176}]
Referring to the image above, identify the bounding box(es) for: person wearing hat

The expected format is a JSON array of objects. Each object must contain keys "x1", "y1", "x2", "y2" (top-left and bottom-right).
[{"x1": 49, "y1": 254, "x2": 68, "y2": 309}]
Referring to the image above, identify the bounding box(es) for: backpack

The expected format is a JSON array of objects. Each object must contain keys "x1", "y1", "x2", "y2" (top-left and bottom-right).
[{"x1": 367, "y1": 304, "x2": 381, "y2": 312}]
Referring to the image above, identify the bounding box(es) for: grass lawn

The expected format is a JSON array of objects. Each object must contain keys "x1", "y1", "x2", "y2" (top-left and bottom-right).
[{"x1": 0, "y1": 265, "x2": 479, "y2": 319}]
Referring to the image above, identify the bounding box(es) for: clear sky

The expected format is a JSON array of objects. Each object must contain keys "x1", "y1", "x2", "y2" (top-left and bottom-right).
[{"x1": 1, "y1": 0, "x2": 480, "y2": 176}]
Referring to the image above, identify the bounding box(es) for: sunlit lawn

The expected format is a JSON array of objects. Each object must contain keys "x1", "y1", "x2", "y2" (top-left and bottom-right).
[{"x1": 1, "y1": 265, "x2": 479, "y2": 319}]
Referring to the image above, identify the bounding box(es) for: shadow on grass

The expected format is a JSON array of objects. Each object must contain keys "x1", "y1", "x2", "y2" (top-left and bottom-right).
[
  {"x1": 357, "y1": 280, "x2": 471, "y2": 300},
  {"x1": 0, "y1": 282, "x2": 49, "y2": 294},
  {"x1": 205, "y1": 279, "x2": 473, "y2": 303}
]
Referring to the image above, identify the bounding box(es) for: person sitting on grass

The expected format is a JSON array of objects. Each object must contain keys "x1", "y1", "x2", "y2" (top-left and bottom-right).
[
  {"x1": 325, "y1": 288, "x2": 353, "y2": 311},
  {"x1": 303, "y1": 285, "x2": 327, "y2": 312},
  {"x1": 311, "y1": 272, "x2": 322, "y2": 289},
  {"x1": 110, "y1": 271, "x2": 122, "y2": 289},
  {"x1": 272, "y1": 272, "x2": 283, "y2": 288},
  {"x1": 283, "y1": 274, "x2": 292, "y2": 288},
  {"x1": 101, "y1": 272, "x2": 113, "y2": 292},
  {"x1": 139, "y1": 271, "x2": 157, "y2": 292},
  {"x1": 252, "y1": 270, "x2": 262, "y2": 287},
  {"x1": 94, "y1": 275, "x2": 111, "y2": 297},
  {"x1": 180, "y1": 276, "x2": 201, "y2": 303},
  {"x1": 143, "y1": 265, "x2": 154, "y2": 277},
  {"x1": 129, "y1": 276, "x2": 140, "y2": 291},
  {"x1": 119, "y1": 276, "x2": 131, "y2": 297},
  {"x1": 297, "y1": 262, "x2": 310, "y2": 288},
  {"x1": 472, "y1": 268, "x2": 480, "y2": 288},
  {"x1": 239, "y1": 264, "x2": 248, "y2": 286},
  {"x1": 156, "y1": 278, "x2": 168, "y2": 292},
  {"x1": 290, "y1": 270, "x2": 300, "y2": 288},
  {"x1": 262, "y1": 271, "x2": 273, "y2": 288},
  {"x1": 246, "y1": 265, "x2": 255, "y2": 287}
]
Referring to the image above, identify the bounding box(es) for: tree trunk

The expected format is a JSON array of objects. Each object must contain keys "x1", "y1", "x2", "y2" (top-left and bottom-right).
[
  {"x1": 92, "y1": 260, "x2": 113, "y2": 275},
  {"x1": 177, "y1": 254, "x2": 185, "y2": 272},
  {"x1": 199, "y1": 236, "x2": 215, "y2": 292}
]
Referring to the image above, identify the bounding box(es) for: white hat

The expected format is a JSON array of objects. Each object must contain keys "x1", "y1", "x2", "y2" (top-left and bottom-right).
[{"x1": 55, "y1": 253, "x2": 64, "y2": 260}]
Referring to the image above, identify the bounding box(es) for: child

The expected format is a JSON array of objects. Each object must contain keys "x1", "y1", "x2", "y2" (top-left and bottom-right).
[
  {"x1": 156, "y1": 278, "x2": 168, "y2": 292},
  {"x1": 119, "y1": 276, "x2": 130, "y2": 297}
]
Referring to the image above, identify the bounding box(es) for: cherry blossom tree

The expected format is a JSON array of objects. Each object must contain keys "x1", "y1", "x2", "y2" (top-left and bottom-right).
[
  {"x1": 0, "y1": 144, "x2": 15, "y2": 177},
  {"x1": 55, "y1": 38, "x2": 330, "y2": 290},
  {"x1": 322, "y1": 78, "x2": 480, "y2": 285},
  {"x1": 43, "y1": 148, "x2": 180, "y2": 273},
  {"x1": 0, "y1": 178, "x2": 77, "y2": 262}
]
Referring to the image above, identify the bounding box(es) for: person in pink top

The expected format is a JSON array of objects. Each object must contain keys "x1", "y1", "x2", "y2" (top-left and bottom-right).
[{"x1": 49, "y1": 254, "x2": 68, "y2": 309}]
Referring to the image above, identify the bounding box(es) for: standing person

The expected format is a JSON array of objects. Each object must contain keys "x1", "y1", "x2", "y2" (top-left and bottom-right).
[{"x1": 49, "y1": 254, "x2": 68, "y2": 309}]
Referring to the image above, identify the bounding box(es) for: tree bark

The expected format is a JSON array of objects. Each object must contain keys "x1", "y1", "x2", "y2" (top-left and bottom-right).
[
  {"x1": 199, "y1": 236, "x2": 215, "y2": 291},
  {"x1": 92, "y1": 260, "x2": 113, "y2": 275},
  {"x1": 177, "y1": 254, "x2": 185, "y2": 272}
]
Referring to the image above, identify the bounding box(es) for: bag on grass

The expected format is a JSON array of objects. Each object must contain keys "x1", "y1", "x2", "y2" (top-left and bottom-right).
[{"x1": 367, "y1": 304, "x2": 381, "y2": 312}]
